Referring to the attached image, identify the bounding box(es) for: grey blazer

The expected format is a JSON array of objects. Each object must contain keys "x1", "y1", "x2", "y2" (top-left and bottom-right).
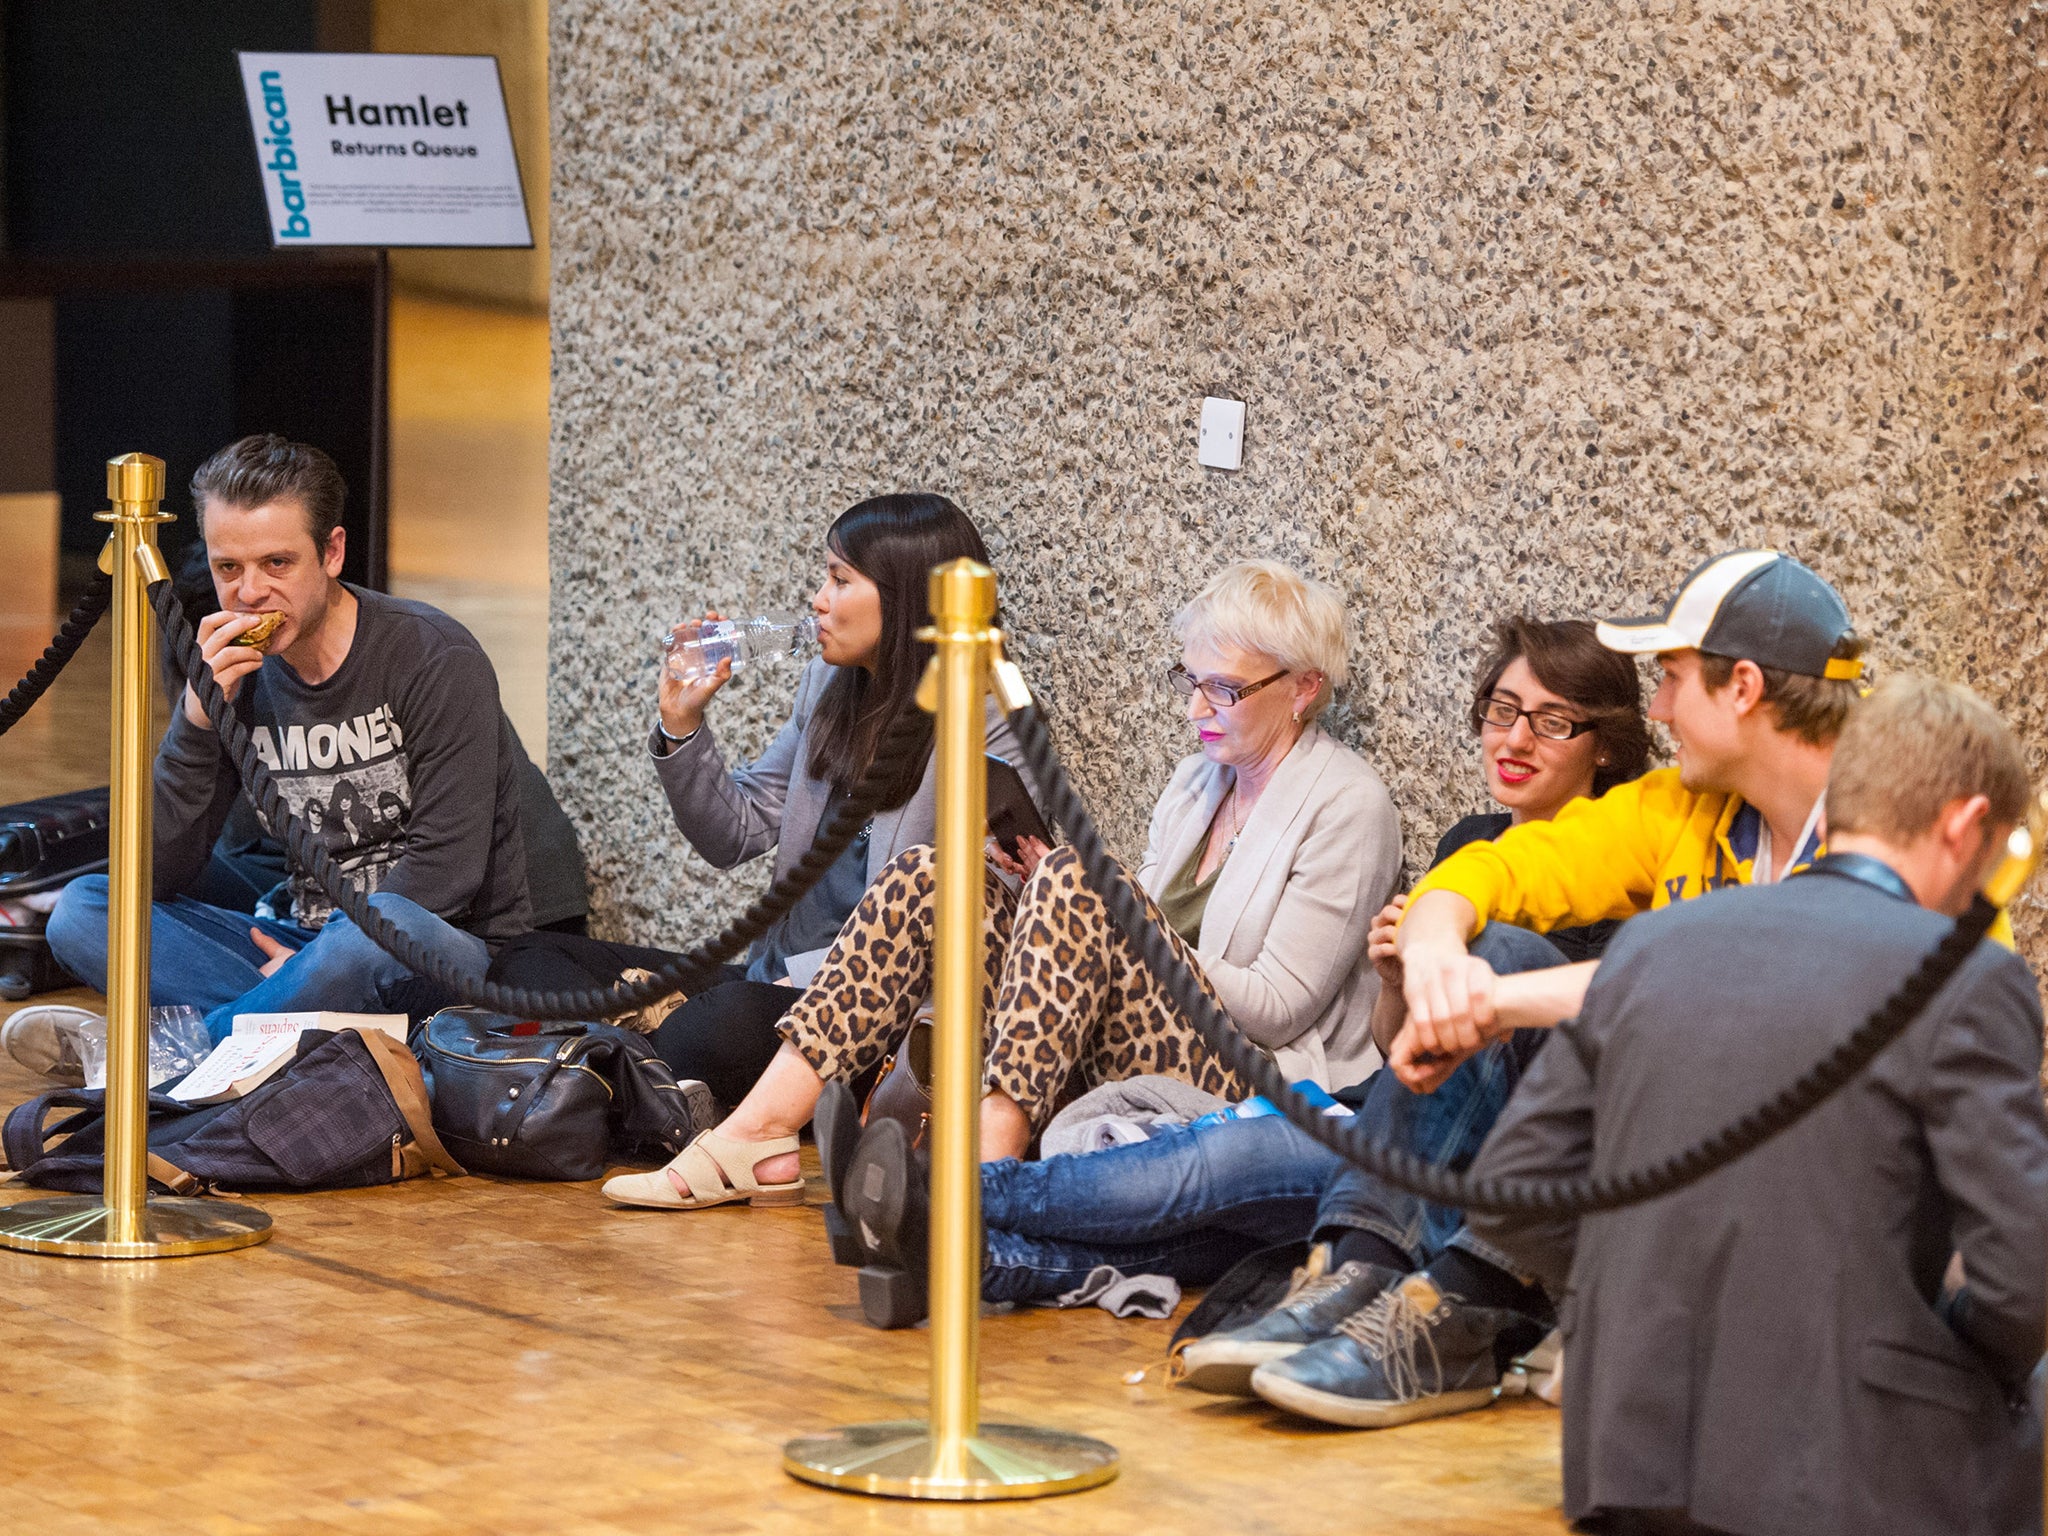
[
  {"x1": 1136, "y1": 726, "x2": 1402, "y2": 1089},
  {"x1": 1468, "y1": 869, "x2": 2048, "y2": 1536},
  {"x1": 649, "y1": 658, "x2": 1032, "y2": 978}
]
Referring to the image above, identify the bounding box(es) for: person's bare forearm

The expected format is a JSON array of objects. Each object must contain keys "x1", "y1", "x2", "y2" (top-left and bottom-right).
[
  {"x1": 1396, "y1": 889, "x2": 1480, "y2": 955},
  {"x1": 1491, "y1": 961, "x2": 1598, "y2": 1030},
  {"x1": 1370, "y1": 979, "x2": 1407, "y2": 1057}
]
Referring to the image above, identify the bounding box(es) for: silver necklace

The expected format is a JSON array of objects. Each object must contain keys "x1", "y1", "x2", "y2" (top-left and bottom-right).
[{"x1": 1223, "y1": 787, "x2": 1250, "y2": 856}]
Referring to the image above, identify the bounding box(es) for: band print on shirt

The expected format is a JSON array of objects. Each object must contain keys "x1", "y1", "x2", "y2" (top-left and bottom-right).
[{"x1": 248, "y1": 703, "x2": 411, "y2": 929}]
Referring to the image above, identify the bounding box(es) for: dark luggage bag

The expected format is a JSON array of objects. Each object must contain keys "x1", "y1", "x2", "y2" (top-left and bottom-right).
[
  {"x1": 1, "y1": 1027, "x2": 464, "y2": 1193},
  {"x1": 0, "y1": 787, "x2": 110, "y2": 999}
]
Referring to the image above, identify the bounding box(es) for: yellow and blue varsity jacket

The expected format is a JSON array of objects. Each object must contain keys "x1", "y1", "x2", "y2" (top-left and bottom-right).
[{"x1": 1407, "y1": 766, "x2": 2016, "y2": 946}]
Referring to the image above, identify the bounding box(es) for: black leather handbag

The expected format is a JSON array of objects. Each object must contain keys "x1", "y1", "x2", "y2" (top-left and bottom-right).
[
  {"x1": 413, "y1": 1009, "x2": 710, "y2": 1181},
  {"x1": 861, "y1": 1013, "x2": 932, "y2": 1151},
  {"x1": 0, "y1": 786, "x2": 110, "y2": 894}
]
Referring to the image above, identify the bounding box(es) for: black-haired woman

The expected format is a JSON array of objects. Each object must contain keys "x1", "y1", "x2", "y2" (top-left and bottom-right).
[{"x1": 486, "y1": 493, "x2": 1038, "y2": 1134}]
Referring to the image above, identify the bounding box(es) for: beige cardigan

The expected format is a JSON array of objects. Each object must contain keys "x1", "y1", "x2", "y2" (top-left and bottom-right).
[{"x1": 1136, "y1": 725, "x2": 1402, "y2": 1090}]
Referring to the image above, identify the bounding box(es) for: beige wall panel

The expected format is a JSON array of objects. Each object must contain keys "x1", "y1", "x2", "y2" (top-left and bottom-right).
[
  {"x1": 0, "y1": 492, "x2": 60, "y2": 646},
  {"x1": 375, "y1": 0, "x2": 549, "y2": 309},
  {"x1": 549, "y1": 1, "x2": 2048, "y2": 961}
]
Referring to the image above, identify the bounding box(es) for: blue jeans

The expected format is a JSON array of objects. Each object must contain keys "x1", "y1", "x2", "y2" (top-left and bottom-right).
[
  {"x1": 47, "y1": 875, "x2": 488, "y2": 1043},
  {"x1": 970, "y1": 922, "x2": 1574, "y2": 1302},
  {"x1": 1312, "y1": 923, "x2": 1566, "y2": 1272},
  {"x1": 978, "y1": 1112, "x2": 1342, "y2": 1303}
]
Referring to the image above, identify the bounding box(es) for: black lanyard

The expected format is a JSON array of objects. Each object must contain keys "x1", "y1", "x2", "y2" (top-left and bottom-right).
[{"x1": 1798, "y1": 851, "x2": 1917, "y2": 906}]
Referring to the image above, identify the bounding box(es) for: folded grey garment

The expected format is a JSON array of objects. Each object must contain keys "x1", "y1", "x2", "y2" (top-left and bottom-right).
[
  {"x1": 1051, "y1": 1114, "x2": 1156, "y2": 1157},
  {"x1": 1052, "y1": 1265, "x2": 1182, "y2": 1320},
  {"x1": 1039, "y1": 1075, "x2": 1228, "y2": 1158}
]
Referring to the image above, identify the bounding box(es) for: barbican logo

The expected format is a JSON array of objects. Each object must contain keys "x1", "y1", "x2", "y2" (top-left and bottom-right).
[{"x1": 257, "y1": 70, "x2": 312, "y2": 240}]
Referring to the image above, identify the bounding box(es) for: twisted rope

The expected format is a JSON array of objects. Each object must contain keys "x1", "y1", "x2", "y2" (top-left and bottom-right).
[
  {"x1": 0, "y1": 571, "x2": 114, "y2": 737},
  {"x1": 1007, "y1": 704, "x2": 2000, "y2": 1217},
  {"x1": 148, "y1": 568, "x2": 2004, "y2": 1214},
  {"x1": 149, "y1": 578, "x2": 930, "y2": 1020}
]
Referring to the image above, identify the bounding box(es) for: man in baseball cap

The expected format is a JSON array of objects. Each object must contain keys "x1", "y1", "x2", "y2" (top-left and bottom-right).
[
  {"x1": 1390, "y1": 549, "x2": 1869, "y2": 1089},
  {"x1": 1595, "y1": 548, "x2": 1866, "y2": 681},
  {"x1": 1227, "y1": 549, "x2": 1874, "y2": 1431}
]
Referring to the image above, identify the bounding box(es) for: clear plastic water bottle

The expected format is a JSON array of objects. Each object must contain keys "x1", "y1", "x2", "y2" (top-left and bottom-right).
[
  {"x1": 75, "y1": 1006, "x2": 213, "y2": 1089},
  {"x1": 663, "y1": 614, "x2": 819, "y2": 684}
]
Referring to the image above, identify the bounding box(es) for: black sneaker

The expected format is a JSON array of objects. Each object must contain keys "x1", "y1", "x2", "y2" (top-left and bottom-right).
[
  {"x1": 1249, "y1": 1273, "x2": 1549, "y2": 1428},
  {"x1": 1177, "y1": 1244, "x2": 1403, "y2": 1397},
  {"x1": 839, "y1": 1115, "x2": 929, "y2": 1330}
]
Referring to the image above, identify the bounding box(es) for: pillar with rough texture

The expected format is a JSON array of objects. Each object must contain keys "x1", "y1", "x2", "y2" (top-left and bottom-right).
[{"x1": 549, "y1": 1, "x2": 2047, "y2": 963}]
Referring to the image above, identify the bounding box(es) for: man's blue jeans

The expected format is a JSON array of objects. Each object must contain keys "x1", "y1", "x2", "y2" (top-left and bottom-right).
[
  {"x1": 46, "y1": 875, "x2": 488, "y2": 1043},
  {"x1": 979, "y1": 1112, "x2": 1342, "y2": 1304},
  {"x1": 1312, "y1": 922, "x2": 1566, "y2": 1273}
]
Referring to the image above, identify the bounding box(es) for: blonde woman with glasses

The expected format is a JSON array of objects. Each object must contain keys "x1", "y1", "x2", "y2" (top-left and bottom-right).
[{"x1": 603, "y1": 560, "x2": 1403, "y2": 1210}]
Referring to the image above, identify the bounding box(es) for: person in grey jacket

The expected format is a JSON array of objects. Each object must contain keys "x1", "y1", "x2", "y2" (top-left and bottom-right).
[
  {"x1": 1465, "y1": 674, "x2": 2046, "y2": 1536},
  {"x1": 490, "y1": 492, "x2": 1025, "y2": 1110},
  {"x1": 604, "y1": 560, "x2": 1403, "y2": 1212}
]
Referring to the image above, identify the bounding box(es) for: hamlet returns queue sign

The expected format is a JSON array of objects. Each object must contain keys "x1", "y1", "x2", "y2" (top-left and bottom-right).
[{"x1": 236, "y1": 53, "x2": 532, "y2": 248}]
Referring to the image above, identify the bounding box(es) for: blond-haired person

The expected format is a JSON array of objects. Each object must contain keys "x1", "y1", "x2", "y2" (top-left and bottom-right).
[
  {"x1": 1468, "y1": 675, "x2": 2045, "y2": 1536},
  {"x1": 603, "y1": 560, "x2": 1403, "y2": 1209}
]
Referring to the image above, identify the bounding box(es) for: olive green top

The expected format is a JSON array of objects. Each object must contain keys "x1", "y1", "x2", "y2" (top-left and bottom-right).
[{"x1": 1156, "y1": 837, "x2": 1222, "y2": 944}]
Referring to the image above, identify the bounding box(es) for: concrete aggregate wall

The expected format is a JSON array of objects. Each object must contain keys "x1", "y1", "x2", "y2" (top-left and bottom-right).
[{"x1": 549, "y1": 0, "x2": 2048, "y2": 961}]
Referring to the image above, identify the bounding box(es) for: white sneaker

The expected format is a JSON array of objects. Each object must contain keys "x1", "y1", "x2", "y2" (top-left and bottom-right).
[{"x1": 1, "y1": 1004, "x2": 103, "y2": 1085}]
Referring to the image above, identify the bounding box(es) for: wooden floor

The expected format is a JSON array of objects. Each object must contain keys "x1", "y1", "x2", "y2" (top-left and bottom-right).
[
  {"x1": 0, "y1": 295, "x2": 1571, "y2": 1533},
  {"x1": 0, "y1": 993, "x2": 1569, "y2": 1536}
]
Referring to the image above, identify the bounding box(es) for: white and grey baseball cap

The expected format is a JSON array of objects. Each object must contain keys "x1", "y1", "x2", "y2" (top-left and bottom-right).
[{"x1": 1596, "y1": 550, "x2": 1863, "y2": 680}]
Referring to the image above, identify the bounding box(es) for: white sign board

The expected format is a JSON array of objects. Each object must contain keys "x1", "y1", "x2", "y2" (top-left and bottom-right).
[{"x1": 236, "y1": 52, "x2": 532, "y2": 248}]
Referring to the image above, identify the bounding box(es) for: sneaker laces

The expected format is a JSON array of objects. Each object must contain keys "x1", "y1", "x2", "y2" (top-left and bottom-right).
[
  {"x1": 1335, "y1": 1281, "x2": 1445, "y2": 1403},
  {"x1": 1276, "y1": 1257, "x2": 1355, "y2": 1313}
]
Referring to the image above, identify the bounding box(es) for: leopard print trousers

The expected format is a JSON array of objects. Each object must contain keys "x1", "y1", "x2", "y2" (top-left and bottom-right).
[
  {"x1": 776, "y1": 843, "x2": 1019, "y2": 1097},
  {"x1": 779, "y1": 842, "x2": 1252, "y2": 1129}
]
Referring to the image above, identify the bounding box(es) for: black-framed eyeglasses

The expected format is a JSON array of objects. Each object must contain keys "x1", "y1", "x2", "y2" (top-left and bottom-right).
[
  {"x1": 1169, "y1": 663, "x2": 1290, "y2": 709},
  {"x1": 1476, "y1": 696, "x2": 1598, "y2": 741}
]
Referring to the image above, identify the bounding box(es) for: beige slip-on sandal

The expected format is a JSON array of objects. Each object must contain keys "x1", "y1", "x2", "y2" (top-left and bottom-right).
[{"x1": 600, "y1": 1129, "x2": 805, "y2": 1210}]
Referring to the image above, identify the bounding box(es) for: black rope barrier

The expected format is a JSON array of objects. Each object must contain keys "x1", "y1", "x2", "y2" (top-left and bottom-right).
[
  {"x1": 148, "y1": 578, "x2": 932, "y2": 1020},
  {"x1": 0, "y1": 570, "x2": 113, "y2": 737},
  {"x1": 1006, "y1": 705, "x2": 2003, "y2": 1217},
  {"x1": 148, "y1": 568, "x2": 2007, "y2": 1217}
]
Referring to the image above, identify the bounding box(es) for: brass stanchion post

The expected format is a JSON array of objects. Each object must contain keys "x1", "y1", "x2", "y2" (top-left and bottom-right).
[
  {"x1": 0, "y1": 454, "x2": 271, "y2": 1258},
  {"x1": 783, "y1": 560, "x2": 1118, "y2": 1499}
]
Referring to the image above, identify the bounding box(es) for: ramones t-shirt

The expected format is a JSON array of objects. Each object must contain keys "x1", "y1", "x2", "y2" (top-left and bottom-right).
[{"x1": 154, "y1": 585, "x2": 532, "y2": 940}]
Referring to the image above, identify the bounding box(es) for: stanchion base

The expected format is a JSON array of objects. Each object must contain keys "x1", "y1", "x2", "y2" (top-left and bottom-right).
[
  {"x1": 0, "y1": 1196, "x2": 272, "y2": 1259},
  {"x1": 783, "y1": 1420, "x2": 1118, "y2": 1500}
]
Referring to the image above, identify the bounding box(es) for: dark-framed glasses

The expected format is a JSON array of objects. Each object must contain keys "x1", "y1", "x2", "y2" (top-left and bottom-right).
[
  {"x1": 1169, "y1": 663, "x2": 1290, "y2": 709},
  {"x1": 1477, "y1": 696, "x2": 1598, "y2": 741}
]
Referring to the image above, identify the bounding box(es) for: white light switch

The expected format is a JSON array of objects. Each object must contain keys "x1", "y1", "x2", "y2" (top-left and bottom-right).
[{"x1": 1198, "y1": 396, "x2": 1246, "y2": 471}]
